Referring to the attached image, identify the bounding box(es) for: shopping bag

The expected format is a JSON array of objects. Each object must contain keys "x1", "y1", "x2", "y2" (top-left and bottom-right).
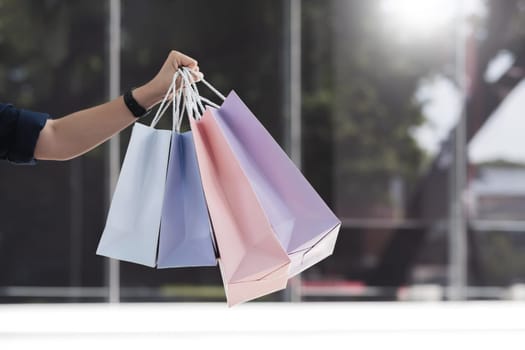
[
  {"x1": 183, "y1": 72, "x2": 290, "y2": 306},
  {"x1": 182, "y1": 68, "x2": 340, "y2": 280},
  {"x1": 157, "y1": 85, "x2": 217, "y2": 268},
  {"x1": 210, "y1": 91, "x2": 341, "y2": 277},
  {"x1": 96, "y1": 123, "x2": 171, "y2": 267},
  {"x1": 96, "y1": 85, "x2": 173, "y2": 267}
]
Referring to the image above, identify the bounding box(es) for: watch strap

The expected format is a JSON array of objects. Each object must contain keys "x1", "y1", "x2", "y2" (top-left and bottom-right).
[{"x1": 123, "y1": 89, "x2": 148, "y2": 118}]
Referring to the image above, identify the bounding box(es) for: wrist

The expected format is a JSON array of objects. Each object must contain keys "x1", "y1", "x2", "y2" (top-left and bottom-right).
[{"x1": 131, "y1": 82, "x2": 162, "y2": 110}]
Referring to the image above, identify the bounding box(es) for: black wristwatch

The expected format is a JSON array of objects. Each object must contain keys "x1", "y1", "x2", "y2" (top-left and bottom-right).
[{"x1": 123, "y1": 89, "x2": 149, "y2": 118}]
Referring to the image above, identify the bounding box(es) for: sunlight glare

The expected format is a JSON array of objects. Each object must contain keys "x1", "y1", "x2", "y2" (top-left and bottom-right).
[{"x1": 380, "y1": 0, "x2": 457, "y2": 34}]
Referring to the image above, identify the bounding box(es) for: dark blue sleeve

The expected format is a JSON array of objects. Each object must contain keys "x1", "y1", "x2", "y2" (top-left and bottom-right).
[{"x1": 0, "y1": 103, "x2": 49, "y2": 165}]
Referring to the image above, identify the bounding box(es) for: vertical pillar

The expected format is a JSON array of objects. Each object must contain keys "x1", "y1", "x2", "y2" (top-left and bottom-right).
[
  {"x1": 107, "y1": 0, "x2": 121, "y2": 304},
  {"x1": 448, "y1": 0, "x2": 468, "y2": 301},
  {"x1": 283, "y1": 0, "x2": 302, "y2": 302}
]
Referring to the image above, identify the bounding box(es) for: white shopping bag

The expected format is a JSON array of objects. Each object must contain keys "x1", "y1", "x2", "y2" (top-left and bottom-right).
[{"x1": 96, "y1": 85, "x2": 174, "y2": 267}]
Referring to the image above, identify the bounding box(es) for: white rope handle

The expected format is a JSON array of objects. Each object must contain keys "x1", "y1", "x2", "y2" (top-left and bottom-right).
[
  {"x1": 147, "y1": 66, "x2": 227, "y2": 127},
  {"x1": 181, "y1": 66, "x2": 226, "y2": 101},
  {"x1": 181, "y1": 66, "x2": 226, "y2": 103},
  {"x1": 200, "y1": 77, "x2": 226, "y2": 101},
  {"x1": 200, "y1": 96, "x2": 221, "y2": 109},
  {"x1": 181, "y1": 68, "x2": 206, "y2": 114},
  {"x1": 179, "y1": 67, "x2": 226, "y2": 119},
  {"x1": 174, "y1": 84, "x2": 186, "y2": 132},
  {"x1": 181, "y1": 69, "x2": 201, "y2": 121},
  {"x1": 150, "y1": 73, "x2": 177, "y2": 128},
  {"x1": 172, "y1": 71, "x2": 186, "y2": 132}
]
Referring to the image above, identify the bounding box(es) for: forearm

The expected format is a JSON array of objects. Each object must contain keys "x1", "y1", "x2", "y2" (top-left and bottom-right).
[
  {"x1": 33, "y1": 50, "x2": 200, "y2": 161},
  {"x1": 34, "y1": 83, "x2": 161, "y2": 161}
]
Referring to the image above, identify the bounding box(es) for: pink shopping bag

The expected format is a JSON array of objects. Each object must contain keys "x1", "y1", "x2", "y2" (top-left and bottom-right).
[{"x1": 190, "y1": 109, "x2": 291, "y2": 307}]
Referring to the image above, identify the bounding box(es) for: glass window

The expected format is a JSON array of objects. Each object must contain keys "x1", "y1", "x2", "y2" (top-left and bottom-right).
[
  {"x1": 0, "y1": 0, "x2": 108, "y2": 302},
  {"x1": 2, "y1": 0, "x2": 525, "y2": 304}
]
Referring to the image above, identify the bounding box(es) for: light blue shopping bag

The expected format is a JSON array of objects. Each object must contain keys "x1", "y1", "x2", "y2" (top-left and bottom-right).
[{"x1": 96, "y1": 102, "x2": 172, "y2": 267}]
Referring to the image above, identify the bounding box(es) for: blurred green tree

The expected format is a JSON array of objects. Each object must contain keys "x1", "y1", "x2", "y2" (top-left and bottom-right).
[
  {"x1": 0, "y1": 0, "x2": 107, "y2": 115},
  {"x1": 302, "y1": 0, "x2": 455, "y2": 218}
]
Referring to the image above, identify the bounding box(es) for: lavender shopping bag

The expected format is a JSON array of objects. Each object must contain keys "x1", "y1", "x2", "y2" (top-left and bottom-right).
[
  {"x1": 210, "y1": 91, "x2": 341, "y2": 277},
  {"x1": 156, "y1": 129, "x2": 217, "y2": 268}
]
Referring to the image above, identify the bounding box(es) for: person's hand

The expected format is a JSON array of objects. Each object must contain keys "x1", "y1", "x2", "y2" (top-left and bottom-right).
[{"x1": 132, "y1": 50, "x2": 203, "y2": 110}]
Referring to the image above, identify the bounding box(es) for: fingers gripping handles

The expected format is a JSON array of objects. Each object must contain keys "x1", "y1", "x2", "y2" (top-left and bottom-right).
[
  {"x1": 149, "y1": 68, "x2": 226, "y2": 131},
  {"x1": 178, "y1": 67, "x2": 226, "y2": 121}
]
